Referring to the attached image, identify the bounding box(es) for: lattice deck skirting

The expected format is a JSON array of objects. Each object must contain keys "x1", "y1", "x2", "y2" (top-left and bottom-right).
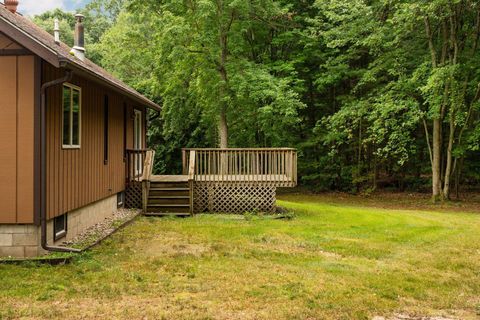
[
  {"x1": 125, "y1": 182, "x2": 142, "y2": 209},
  {"x1": 194, "y1": 183, "x2": 276, "y2": 214}
]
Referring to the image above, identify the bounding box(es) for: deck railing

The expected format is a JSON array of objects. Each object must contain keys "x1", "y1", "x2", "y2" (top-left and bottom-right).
[
  {"x1": 126, "y1": 149, "x2": 149, "y2": 184},
  {"x1": 182, "y1": 148, "x2": 297, "y2": 187}
]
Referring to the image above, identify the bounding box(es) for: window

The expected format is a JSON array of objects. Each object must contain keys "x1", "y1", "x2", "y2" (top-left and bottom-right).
[
  {"x1": 104, "y1": 95, "x2": 109, "y2": 164},
  {"x1": 62, "y1": 84, "x2": 81, "y2": 148},
  {"x1": 54, "y1": 213, "x2": 68, "y2": 241},
  {"x1": 117, "y1": 192, "x2": 125, "y2": 208}
]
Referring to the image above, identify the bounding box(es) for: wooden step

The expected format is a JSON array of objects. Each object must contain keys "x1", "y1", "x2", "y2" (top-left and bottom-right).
[
  {"x1": 148, "y1": 196, "x2": 190, "y2": 205},
  {"x1": 150, "y1": 182, "x2": 189, "y2": 189},
  {"x1": 149, "y1": 188, "x2": 190, "y2": 197},
  {"x1": 144, "y1": 212, "x2": 191, "y2": 217},
  {"x1": 149, "y1": 195, "x2": 190, "y2": 199},
  {"x1": 150, "y1": 175, "x2": 188, "y2": 183},
  {"x1": 147, "y1": 204, "x2": 191, "y2": 214},
  {"x1": 149, "y1": 187, "x2": 189, "y2": 191}
]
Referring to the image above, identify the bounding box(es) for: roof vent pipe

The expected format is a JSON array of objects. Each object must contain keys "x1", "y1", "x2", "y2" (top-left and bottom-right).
[
  {"x1": 54, "y1": 18, "x2": 60, "y2": 44},
  {"x1": 4, "y1": 0, "x2": 19, "y2": 14},
  {"x1": 72, "y1": 13, "x2": 86, "y2": 61}
]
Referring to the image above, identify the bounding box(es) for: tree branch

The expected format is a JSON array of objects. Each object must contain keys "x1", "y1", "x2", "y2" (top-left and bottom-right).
[{"x1": 422, "y1": 117, "x2": 434, "y2": 168}]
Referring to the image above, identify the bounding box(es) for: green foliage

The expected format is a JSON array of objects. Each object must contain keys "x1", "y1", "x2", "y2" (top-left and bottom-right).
[
  {"x1": 96, "y1": 0, "x2": 306, "y2": 171},
  {"x1": 32, "y1": 0, "x2": 480, "y2": 192}
]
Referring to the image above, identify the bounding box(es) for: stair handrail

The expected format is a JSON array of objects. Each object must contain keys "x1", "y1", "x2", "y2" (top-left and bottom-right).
[
  {"x1": 141, "y1": 150, "x2": 155, "y2": 213},
  {"x1": 188, "y1": 150, "x2": 196, "y2": 181},
  {"x1": 187, "y1": 150, "x2": 196, "y2": 215},
  {"x1": 141, "y1": 150, "x2": 156, "y2": 182}
]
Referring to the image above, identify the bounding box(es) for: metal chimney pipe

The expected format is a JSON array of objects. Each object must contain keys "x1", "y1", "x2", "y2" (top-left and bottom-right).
[
  {"x1": 4, "y1": 0, "x2": 19, "y2": 13},
  {"x1": 72, "y1": 14, "x2": 86, "y2": 61},
  {"x1": 54, "y1": 18, "x2": 60, "y2": 45}
]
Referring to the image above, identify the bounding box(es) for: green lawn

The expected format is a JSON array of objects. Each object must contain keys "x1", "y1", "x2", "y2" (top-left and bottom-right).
[{"x1": 1, "y1": 195, "x2": 479, "y2": 319}]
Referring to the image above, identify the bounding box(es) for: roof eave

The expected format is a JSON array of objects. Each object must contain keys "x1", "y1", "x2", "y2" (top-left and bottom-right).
[
  {"x1": 59, "y1": 58, "x2": 161, "y2": 111},
  {"x1": 0, "y1": 16, "x2": 60, "y2": 67}
]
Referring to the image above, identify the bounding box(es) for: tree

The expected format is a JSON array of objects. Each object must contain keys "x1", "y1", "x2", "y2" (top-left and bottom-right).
[
  {"x1": 310, "y1": 0, "x2": 480, "y2": 199},
  {"x1": 420, "y1": 2, "x2": 480, "y2": 200},
  {"x1": 104, "y1": 0, "x2": 305, "y2": 149}
]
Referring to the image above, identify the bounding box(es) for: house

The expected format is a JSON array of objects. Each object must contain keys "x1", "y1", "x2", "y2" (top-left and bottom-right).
[{"x1": 0, "y1": 1, "x2": 160, "y2": 258}]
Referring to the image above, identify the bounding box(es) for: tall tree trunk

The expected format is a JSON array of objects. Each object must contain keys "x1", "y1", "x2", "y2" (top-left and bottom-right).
[
  {"x1": 218, "y1": 60, "x2": 229, "y2": 148},
  {"x1": 215, "y1": 3, "x2": 234, "y2": 148},
  {"x1": 425, "y1": 16, "x2": 443, "y2": 202},
  {"x1": 443, "y1": 110, "x2": 455, "y2": 200},
  {"x1": 219, "y1": 106, "x2": 228, "y2": 148},
  {"x1": 432, "y1": 118, "x2": 442, "y2": 202}
]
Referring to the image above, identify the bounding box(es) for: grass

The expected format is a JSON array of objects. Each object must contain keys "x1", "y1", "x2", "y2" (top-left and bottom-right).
[{"x1": 0, "y1": 194, "x2": 479, "y2": 319}]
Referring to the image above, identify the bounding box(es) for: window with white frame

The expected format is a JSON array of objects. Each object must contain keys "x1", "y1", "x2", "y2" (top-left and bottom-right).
[{"x1": 62, "y1": 84, "x2": 81, "y2": 148}]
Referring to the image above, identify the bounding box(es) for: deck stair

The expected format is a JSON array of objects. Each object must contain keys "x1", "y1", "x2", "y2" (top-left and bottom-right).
[{"x1": 145, "y1": 175, "x2": 192, "y2": 217}]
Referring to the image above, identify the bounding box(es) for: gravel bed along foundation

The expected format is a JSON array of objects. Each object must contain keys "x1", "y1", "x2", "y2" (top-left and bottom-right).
[{"x1": 61, "y1": 208, "x2": 141, "y2": 249}]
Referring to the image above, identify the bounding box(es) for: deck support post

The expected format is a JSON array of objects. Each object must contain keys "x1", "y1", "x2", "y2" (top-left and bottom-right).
[{"x1": 142, "y1": 180, "x2": 150, "y2": 213}]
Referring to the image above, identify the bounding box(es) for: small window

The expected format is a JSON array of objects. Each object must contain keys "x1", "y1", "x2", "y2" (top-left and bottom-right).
[
  {"x1": 54, "y1": 213, "x2": 68, "y2": 241},
  {"x1": 117, "y1": 192, "x2": 125, "y2": 208},
  {"x1": 63, "y1": 84, "x2": 81, "y2": 148}
]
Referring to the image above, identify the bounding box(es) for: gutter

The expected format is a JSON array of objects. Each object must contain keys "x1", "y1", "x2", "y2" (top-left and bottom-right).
[{"x1": 40, "y1": 68, "x2": 81, "y2": 253}]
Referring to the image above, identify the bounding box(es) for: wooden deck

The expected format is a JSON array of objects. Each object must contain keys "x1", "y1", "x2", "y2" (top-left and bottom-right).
[{"x1": 126, "y1": 148, "x2": 297, "y2": 215}]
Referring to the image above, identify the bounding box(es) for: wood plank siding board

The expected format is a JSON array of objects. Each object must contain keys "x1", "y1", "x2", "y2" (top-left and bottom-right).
[
  {"x1": 43, "y1": 63, "x2": 146, "y2": 220},
  {"x1": 17, "y1": 56, "x2": 35, "y2": 223},
  {"x1": 0, "y1": 55, "x2": 35, "y2": 224},
  {"x1": 34, "y1": 56, "x2": 41, "y2": 225},
  {"x1": 0, "y1": 56, "x2": 18, "y2": 223}
]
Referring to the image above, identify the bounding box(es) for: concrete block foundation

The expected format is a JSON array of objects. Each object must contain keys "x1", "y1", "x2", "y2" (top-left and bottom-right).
[{"x1": 0, "y1": 194, "x2": 118, "y2": 258}]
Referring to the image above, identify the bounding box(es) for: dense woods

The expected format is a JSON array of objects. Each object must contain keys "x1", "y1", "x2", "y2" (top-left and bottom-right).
[{"x1": 34, "y1": 0, "x2": 480, "y2": 200}]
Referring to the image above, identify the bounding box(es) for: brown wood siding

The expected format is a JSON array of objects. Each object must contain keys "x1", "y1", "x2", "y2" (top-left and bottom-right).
[
  {"x1": 0, "y1": 55, "x2": 35, "y2": 224},
  {"x1": 44, "y1": 64, "x2": 146, "y2": 219},
  {"x1": 17, "y1": 56, "x2": 35, "y2": 223}
]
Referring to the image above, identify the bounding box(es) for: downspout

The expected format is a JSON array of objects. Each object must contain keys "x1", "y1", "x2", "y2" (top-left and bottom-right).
[{"x1": 40, "y1": 68, "x2": 81, "y2": 253}]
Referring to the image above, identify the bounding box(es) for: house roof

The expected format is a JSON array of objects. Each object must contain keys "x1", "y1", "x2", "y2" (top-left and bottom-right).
[{"x1": 0, "y1": 4, "x2": 161, "y2": 111}]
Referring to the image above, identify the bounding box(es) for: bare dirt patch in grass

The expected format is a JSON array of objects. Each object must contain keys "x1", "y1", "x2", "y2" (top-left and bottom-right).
[
  {"x1": 373, "y1": 313, "x2": 458, "y2": 320},
  {"x1": 252, "y1": 233, "x2": 344, "y2": 259},
  {"x1": 140, "y1": 231, "x2": 212, "y2": 258}
]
